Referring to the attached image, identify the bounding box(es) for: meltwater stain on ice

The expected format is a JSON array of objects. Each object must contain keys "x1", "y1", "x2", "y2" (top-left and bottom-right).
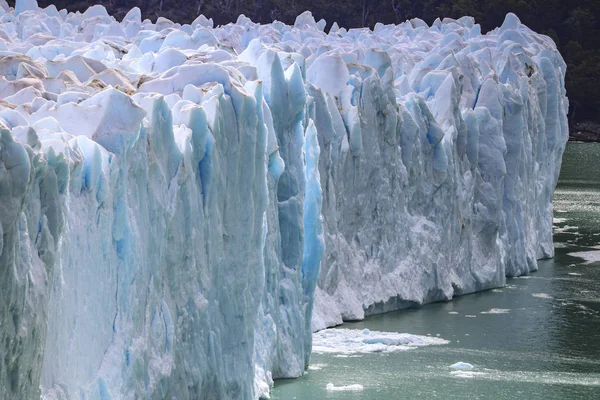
[{"x1": 312, "y1": 328, "x2": 448, "y2": 355}]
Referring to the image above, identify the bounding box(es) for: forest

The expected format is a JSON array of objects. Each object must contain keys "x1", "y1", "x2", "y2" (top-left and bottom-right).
[{"x1": 29, "y1": 0, "x2": 600, "y2": 133}]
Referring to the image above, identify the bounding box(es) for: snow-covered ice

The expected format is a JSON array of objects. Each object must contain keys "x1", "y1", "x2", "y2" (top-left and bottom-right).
[{"x1": 0, "y1": 0, "x2": 568, "y2": 398}]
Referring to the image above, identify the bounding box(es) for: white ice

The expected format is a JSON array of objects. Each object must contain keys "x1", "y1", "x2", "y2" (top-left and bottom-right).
[
  {"x1": 480, "y1": 308, "x2": 511, "y2": 314},
  {"x1": 568, "y1": 250, "x2": 600, "y2": 264},
  {"x1": 326, "y1": 383, "x2": 365, "y2": 391},
  {"x1": 532, "y1": 293, "x2": 554, "y2": 299},
  {"x1": 450, "y1": 362, "x2": 475, "y2": 370},
  {"x1": 312, "y1": 328, "x2": 449, "y2": 355},
  {"x1": 451, "y1": 370, "x2": 486, "y2": 378}
]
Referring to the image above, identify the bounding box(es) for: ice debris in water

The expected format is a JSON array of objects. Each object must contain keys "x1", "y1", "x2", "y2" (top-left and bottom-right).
[
  {"x1": 568, "y1": 250, "x2": 600, "y2": 264},
  {"x1": 308, "y1": 363, "x2": 327, "y2": 371},
  {"x1": 326, "y1": 383, "x2": 365, "y2": 391},
  {"x1": 0, "y1": 0, "x2": 568, "y2": 398},
  {"x1": 533, "y1": 293, "x2": 554, "y2": 299},
  {"x1": 450, "y1": 362, "x2": 475, "y2": 370},
  {"x1": 312, "y1": 328, "x2": 449, "y2": 355},
  {"x1": 480, "y1": 308, "x2": 511, "y2": 314},
  {"x1": 451, "y1": 370, "x2": 486, "y2": 378}
]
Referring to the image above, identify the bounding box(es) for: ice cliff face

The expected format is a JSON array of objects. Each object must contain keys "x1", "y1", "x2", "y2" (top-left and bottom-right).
[
  {"x1": 0, "y1": 0, "x2": 567, "y2": 399},
  {"x1": 309, "y1": 13, "x2": 569, "y2": 329}
]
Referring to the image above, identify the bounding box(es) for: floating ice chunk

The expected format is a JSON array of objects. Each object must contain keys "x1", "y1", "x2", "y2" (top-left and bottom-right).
[
  {"x1": 568, "y1": 250, "x2": 600, "y2": 264},
  {"x1": 480, "y1": 308, "x2": 510, "y2": 314},
  {"x1": 555, "y1": 225, "x2": 579, "y2": 233},
  {"x1": 312, "y1": 328, "x2": 448, "y2": 355},
  {"x1": 450, "y1": 362, "x2": 474, "y2": 370},
  {"x1": 451, "y1": 370, "x2": 486, "y2": 378},
  {"x1": 326, "y1": 383, "x2": 364, "y2": 391},
  {"x1": 532, "y1": 293, "x2": 553, "y2": 299}
]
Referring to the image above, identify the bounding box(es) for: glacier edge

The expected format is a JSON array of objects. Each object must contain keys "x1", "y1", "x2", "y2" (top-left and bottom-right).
[{"x1": 0, "y1": 2, "x2": 569, "y2": 399}]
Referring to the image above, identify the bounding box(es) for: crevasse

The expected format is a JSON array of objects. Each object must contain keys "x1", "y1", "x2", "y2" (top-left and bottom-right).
[{"x1": 0, "y1": 1, "x2": 567, "y2": 399}]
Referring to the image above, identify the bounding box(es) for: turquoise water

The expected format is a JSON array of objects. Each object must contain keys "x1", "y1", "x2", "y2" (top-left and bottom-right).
[{"x1": 271, "y1": 143, "x2": 600, "y2": 399}]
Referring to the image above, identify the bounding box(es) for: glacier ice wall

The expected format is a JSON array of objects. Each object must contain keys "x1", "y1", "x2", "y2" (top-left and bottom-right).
[
  {"x1": 0, "y1": 1, "x2": 567, "y2": 399},
  {"x1": 309, "y1": 13, "x2": 569, "y2": 329}
]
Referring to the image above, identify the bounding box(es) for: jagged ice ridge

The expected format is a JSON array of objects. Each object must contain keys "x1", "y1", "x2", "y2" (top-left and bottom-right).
[{"x1": 0, "y1": 0, "x2": 568, "y2": 399}]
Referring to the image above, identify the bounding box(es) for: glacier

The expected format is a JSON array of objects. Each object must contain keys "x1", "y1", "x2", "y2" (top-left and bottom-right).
[{"x1": 0, "y1": 0, "x2": 568, "y2": 399}]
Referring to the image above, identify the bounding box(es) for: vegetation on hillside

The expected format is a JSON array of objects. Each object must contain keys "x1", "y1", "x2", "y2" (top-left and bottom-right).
[{"x1": 28, "y1": 0, "x2": 600, "y2": 129}]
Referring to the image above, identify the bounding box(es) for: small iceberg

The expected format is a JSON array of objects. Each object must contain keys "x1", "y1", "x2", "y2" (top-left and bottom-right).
[
  {"x1": 450, "y1": 362, "x2": 474, "y2": 370},
  {"x1": 326, "y1": 383, "x2": 364, "y2": 391}
]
